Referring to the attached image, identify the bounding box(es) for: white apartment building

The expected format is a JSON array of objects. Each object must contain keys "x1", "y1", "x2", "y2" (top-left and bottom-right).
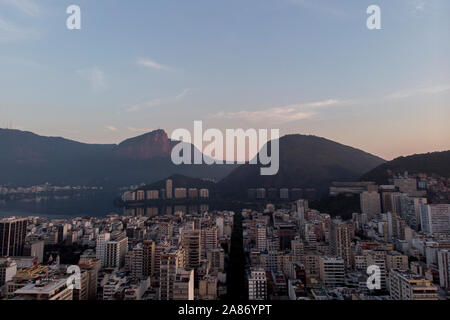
[
  {"x1": 96, "y1": 233, "x2": 111, "y2": 267},
  {"x1": 105, "y1": 237, "x2": 128, "y2": 268},
  {"x1": 0, "y1": 258, "x2": 17, "y2": 286},
  {"x1": 389, "y1": 269, "x2": 438, "y2": 300},
  {"x1": 420, "y1": 204, "x2": 450, "y2": 235},
  {"x1": 256, "y1": 225, "x2": 267, "y2": 252},
  {"x1": 438, "y1": 250, "x2": 450, "y2": 289},
  {"x1": 248, "y1": 268, "x2": 267, "y2": 300}
]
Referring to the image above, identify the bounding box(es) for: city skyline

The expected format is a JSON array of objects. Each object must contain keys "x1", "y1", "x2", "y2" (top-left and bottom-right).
[
  {"x1": 0, "y1": 0, "x2": 449, "y2": 161},
  {"x1": 2, "y1": 0, "x2": 450, "y2": 308}
]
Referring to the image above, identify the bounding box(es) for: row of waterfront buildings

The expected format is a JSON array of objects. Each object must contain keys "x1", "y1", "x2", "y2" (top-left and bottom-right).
[{"x1": 123, "y1": 179, "x2": 210, "y2": 202}]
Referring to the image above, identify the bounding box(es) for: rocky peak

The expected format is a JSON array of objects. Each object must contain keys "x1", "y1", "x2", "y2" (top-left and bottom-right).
[{"x1": 116, "y1": 129, "x2": 171, "y2": 160}]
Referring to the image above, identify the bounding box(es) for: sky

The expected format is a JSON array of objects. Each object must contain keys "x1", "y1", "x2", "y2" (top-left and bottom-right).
[{"x1": 0, "y1": 0, "x2": 449, "y2": 160}]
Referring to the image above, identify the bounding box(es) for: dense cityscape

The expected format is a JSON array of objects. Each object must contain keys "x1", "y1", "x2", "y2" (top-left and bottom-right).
[
  {"x1": 0, "y1": 1, "x2": 449, "y2": 315},
  {"x1": 1, "y1": 171, "x2": 449, "y2": 301}
]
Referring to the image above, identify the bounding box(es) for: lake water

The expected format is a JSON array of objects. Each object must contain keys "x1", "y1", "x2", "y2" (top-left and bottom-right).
[{"x1": 0, "y1": 190, "x2": 120, "y2": 219}]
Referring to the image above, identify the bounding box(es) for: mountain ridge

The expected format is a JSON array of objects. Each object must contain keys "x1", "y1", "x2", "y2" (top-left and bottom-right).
[
  {"x1": 361, "y1": 150, "x2": 450, "y2": 184},
  {"x1": 0, "y1": 129, "x2": 388, "y2": 195},
  {"x1": 0, "y1": 128, "x2": 236, "y2": 187},
  {"x1": 217, "y1": 134, "x2": 386, "y2": 199}
]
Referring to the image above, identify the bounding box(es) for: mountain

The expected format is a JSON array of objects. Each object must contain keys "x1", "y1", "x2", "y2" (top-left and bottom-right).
[
  {"x1": 0, "y1": 129, "x2": 388, "y2": 195},
  {"x1": 0, "y1": 129, "x2": 236, "y2": 187},
  {"x1": 361, "y1": 151, "x2": 450, "y2": 184},
  {"x1": 115, "y1": 129, "x2": 173, "y2": 160},
  {"x1": 217, "y1": 134, "x2": 385, "y2": 199}
]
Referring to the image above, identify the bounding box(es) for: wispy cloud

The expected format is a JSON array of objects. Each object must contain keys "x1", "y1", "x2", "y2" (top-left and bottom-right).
[
  {"x1": 137, "y1": 57, "x2": 170, "y2": 70},
  {"x1": 0, "y1": 17, "x2": 37, "y2": 42},
  {"x1": 175, "y1": 88, "x2": 190, "y2": 101},
  {"x1": 209, "y1": 99, "x2": 342, "y2": 124},
  {"x1": 1, "y1": 0, "x2": 40, "y2": 17},
  {"x1": 125, "y1": 88, "x2": 190, "y2": 112},
  {"x1": 387, "y1": 84, "x2": 450, "y2": 99},
  {"x1": 415, "y1": 3, "x2": 425, "y2": 12},
  {"x1": 77, "y1": 67, "x2": 107, "y2": 92},
  {"x1": 105, "y1": 126, "x2": 118, "y2": 132},
  {"x1": 412, "y1": 0, "x2": 426, "y2": 13},
  {"x1": 125, "y1": 98, "x2": 162, "y2": 113}
]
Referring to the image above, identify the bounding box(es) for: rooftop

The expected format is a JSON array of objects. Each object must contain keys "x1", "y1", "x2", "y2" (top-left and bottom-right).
[{"x1": 15, "y1": 278, "x2": 68, "y2": 295}]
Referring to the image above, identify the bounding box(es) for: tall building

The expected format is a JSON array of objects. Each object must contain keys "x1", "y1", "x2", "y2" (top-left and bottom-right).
[
  {"x1": 248, "y1": 268, "x2": 267, "y2": 300},
  {"x1": 142, "y1": 240, "x2": 155, "y2": 278},
  {"x1": 381, "y1": 192, "x2": 400, "y2": 213},
  {"x1": 173, "y1": 269, "x2": 194, "y2": 300},
  {"x1": 438, "y1": 250, "x2": 450, "y2": 289},
  {"x1": 216, "y1": 217, "x2": 224, "y2": 238},
  {"x1": 206, "y1": 248, "x2": 225, "y2": 273},
  {"x1": 0, "y1": 218, "x2": 28, "y2": 257},
  {"x1": 188, "y1": 188, "x2": 198, "y2": 199},
  {"x1": 201, "y1": 226, "x2": 218, "y2": 258},
  {"x1": 199, "y1": 275, "x2": 218, "y2": 300},
  {"x1": 78, "y1": 257, "x2": 101, "y2": 300},
  {"x1": 397, "y1": 195, "x2": 427, "y2": 230},
  {"x1": 393, "y1": 178, "x2": 417, "y2": 193},
  {"x1": 134, "y1": 190, "x2": 144, "y2": 201},
  {"x1": 199, "y1": 189, "x2": 209, "y2": 199},
  {"x1": 174, "y1": 188, "x2": 187, "y2": 199},
  {"x1": 256, "y1": 225, "x2": 267, "y2": 252},
  {"x1": 386, "y1": 252, "x2": 409, "y2": 271},
  {"x1": 296, "y1": 199, "x2": 308, "y2": 222},
  {"x1": 181, "y1": 229, "x2": 201, "y2": 270},
  {"x1": 57, "y1": 223, "x2": 69, "y2": 243},
  {"x1": 366, "y1": 251, "x2": 387, "y2": 290},
  {"x1": 105, "y1": 236, "x2": 128, "y2": 268},
  {"x1": 277, "y1": 225, "x2": 295, "y2": 251},
  {"x1": 159, "y1": 248, "x2": 180, "y2": 300},
  {"x1": 0, "y1": 258, "x2": 17, "y2": 286},
  {"x1": 420, "y1": 204, "x2": 450, "y2": 235},
  {"x1": 166, "y1": 179, "x2": 173, "y2": 199},
  {"x1": 389, "y1": 269, "x2": 438, "y2": 300},
  {"x1": 126, "y1": 244, "x2": 144, "y2": 280},
  {"x1": 319, "y1": 256, "x2": 345, "y2": 287},
  {"x1": 329, "y1": 220, "x2": 352, "y2": 268},
  {"x1": 23, "y1": 240, "x2": 44, "y2": 263},
  {"x1": 146, "y1": 190, "x2": 159, "y2": 200},
  {"x1": 95, "y1": 233, "x2": 111, "y2": 267},
  {"x1": 360, "y1": 191, "x2": 381, "y2": 220},
  {"x1": 291, "y1": 239, "x2": 304, "y2": 263},
  {"x1": 72, "y1": 269, "x2": 89, "y2": 301}
]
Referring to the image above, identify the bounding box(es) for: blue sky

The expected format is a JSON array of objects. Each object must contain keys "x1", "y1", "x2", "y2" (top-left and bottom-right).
[{"x1": 0, "y1": 0, "x2": 449, "y2": 160}]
